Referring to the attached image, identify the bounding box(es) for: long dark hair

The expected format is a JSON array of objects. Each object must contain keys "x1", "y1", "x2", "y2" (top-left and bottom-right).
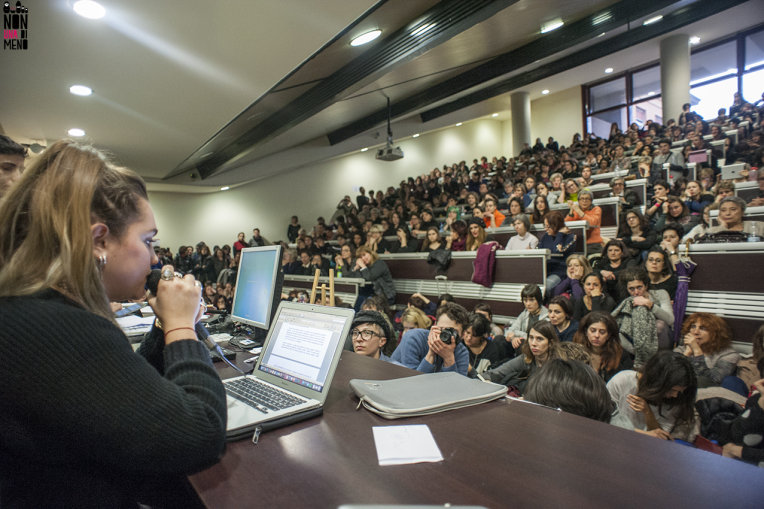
[
  {"x1": 573, "y1": 311, "x2": 623, "y2": 373},
  {"x1": 524, "y1": 358, "x2": 615, "y2": 422},
  {"x1": 636, "y1": 351, "x2": 697, "y2": 432},
  {"x1": 521, "y1": 320, "x2": 559, "y2": 364}
]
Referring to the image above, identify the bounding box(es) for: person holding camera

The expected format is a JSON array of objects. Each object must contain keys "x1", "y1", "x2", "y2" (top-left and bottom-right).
[{"x1": 391, "y1": 302, "x2": 470, "y2": 375}]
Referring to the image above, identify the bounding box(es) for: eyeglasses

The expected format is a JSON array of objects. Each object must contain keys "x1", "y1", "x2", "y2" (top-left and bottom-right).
[
  {"x1": 646, "y1": 257, "x2": 664, "y2": 263},
  {"x1": 351, "y1": 329, "x2": 379, "y2": 342}
]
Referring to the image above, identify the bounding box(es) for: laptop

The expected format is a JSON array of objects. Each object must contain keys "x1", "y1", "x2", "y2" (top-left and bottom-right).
[{"x1": 224, "y1": 301, "x2": 354, "y2": 440}]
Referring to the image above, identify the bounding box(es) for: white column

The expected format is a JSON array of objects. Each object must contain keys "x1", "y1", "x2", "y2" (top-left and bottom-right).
[
  {"x1": 660, "y1": 34, "x2": 691, "y2": 124},
  {"x1": 510, "y1": 91, "x2": 531, "y2": 156}
]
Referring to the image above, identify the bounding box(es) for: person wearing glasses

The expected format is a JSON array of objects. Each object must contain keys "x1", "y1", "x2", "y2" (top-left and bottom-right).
[
  {"x1": 565, "y1": 189, "x2": 603, "y2": 254},
  {"x1": 348, "y1": 310, "x2": 394, "y2": 361}
]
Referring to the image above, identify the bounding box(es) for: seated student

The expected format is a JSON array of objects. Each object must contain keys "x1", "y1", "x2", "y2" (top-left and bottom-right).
[
  {"x1": 707, "y1": 196, "x2": 764, "y2": 236},
  {"x1": 644, "y1": 247, "x2": 678, "y2": 301},
  {"x1": 613, "y1": 268, "x2": 674, "y2": 368},
  {"x1": 391, "y1": 302, "x2": 470, "y2": 376},
  {"x1": 619, "y1": 210, "x2": 657, "y2": 262},
  {"x1": 349, "y1": 310, "x2": 394, "y2": 361},
  {"x1": 463, "y1": 313, "x2": 506, "y2": 378},
  {"x1": 355, "y1": 246, "x2": 396, "y2": 306},
  {"x1": 445, "y1": 219, "x2": 468, "y2": 251},
  {"x1": 482, "y1": 197, "x2": 506, "y2": 228},
  {"x1": 608, "y1": 351, "x2": 698, "y2": 441},
  {"x1": 296, "y1": 250, "x2": 314, "y2": 276},
  {"x1": 676, "y1": 312, "x2": 741, "y2": 388},
  {"x1": 398, "y1": 306, "x2": 432, "y2": 342},
  {"x1": 391, "y1": 224, "x2": 420, "y2": 253},
  {"x1": 547, "y1": 296, "x2": 578, "y2": 343},
  {"x1": 553, "y1": 254, "x2": 592, "y2": 301},
  {"x1": 505, "y1": 214, "x2": 539, "y2": 250},
  {"x1": 473, "y1": 302, "x2": 505, "y2": 339},
  {"x1": 571, "y1": 272, "x2": 616, "y2": 322},
  {"x1": 610, "y1": 176, "x2": 640, "y2": 216},
  {"x1": 682, "y1": 203, "x2": 716, "y2": 243},
  {"x1": 594, "y1": 239, "x2": 635, "y2": 299},
  {"x1": 538, "y1": 211, "x2": 577, "y2": 294},
  {"x1": 503, "y1": 284, "x2": 549, "y2": 356},
  {"x1": 574, "y1": 311, "x2": 633, "y2": 383},
  {"x1": 310, "y1": 253, "x2": 329, "y2": 277},
  {"x1": 654, "y1": 197, "x2": 699, "y2": 236},
  {"x1": 645, "y1": 179, "x2": 671, "y2": 228},
  {"x1": 523, "y1": 358, "x2": 615, "y2": 423},
  {"x1": 484, "y1": 320, "x2": 559, "y2": 393},
  {"x1": 721, "y1": 377, "x2": 764, "y2": 466},
  {"x1": 684, "y1": 180, "x2": 714, "y2": 214},
  {"x1": 466, "y1": 218, "x2": 489, "y2": 251},
  {"x1": 420, "y1": 226, "x2": 446, "y2": 252},
  {"x1": 565, "y1": 189, "x2": 603, "y2": 253}
]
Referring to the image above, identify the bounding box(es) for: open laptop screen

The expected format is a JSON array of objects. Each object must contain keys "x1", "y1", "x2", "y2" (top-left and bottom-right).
[{"x1": 257, "y1": 306, "x2": 348, "y2": 393}]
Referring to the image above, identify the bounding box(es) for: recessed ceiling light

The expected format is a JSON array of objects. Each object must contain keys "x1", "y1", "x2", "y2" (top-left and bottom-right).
[
  {"x1": 592, "y1": 12, "x2": 612, "y2": 25},
  {"x1": 361, "y1": 147, "x2": 368, "y2": 152},
  {"x1": 541, "y1": 89, "x2": 550, "y2": 95},
  {"x1": 68, "y1": 128, "x2": 85, "y2": 137},
  {"x1": 455, "y1": 122, "x2": 463, "y2": 127},
  {"x1": 412, "y1": 133, "x2": 420, "y2": 138},
  {"x1": 411, "y1": 23, "x2": 435, "y2": 37},
  {"x1": 220, "y1": 186, "x2": 230, "y2": 191},
  {"x1": 73, "y1": 1, "x2": 105, "y2": 19},
  {"x1": 643, "y1": 15, "x2": 663, "y2": 26},
  {"x1": 69, "y1": 85, "x2": 92, "y2": 96},
  {"x1": 491, "y1": 113, "x2": 499, "y2": 118},
  {"x1": 604, "y1": 67, "x2": 614, "y2": 74},
  {"x1": 690, "y1": 36, "x2": 701, "y2": 45},
  {"x1": 350, "y1": 29, "x2": 381, "y2": 47},
  {"x1": 541, "y1": 18, "x2": 564, "y2": 34}
]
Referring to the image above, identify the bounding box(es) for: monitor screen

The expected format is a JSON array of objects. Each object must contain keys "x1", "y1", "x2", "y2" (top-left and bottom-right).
[
  {"x1": 688, "y1": 150, "x2": 708, "y2": 164},
  {"x1": 230, "y1": 245, "x2": 283, "y2": 330}
]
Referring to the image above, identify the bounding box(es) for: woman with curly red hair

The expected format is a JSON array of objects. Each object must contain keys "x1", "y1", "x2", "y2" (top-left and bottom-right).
[{"x1": 678, "y1": 313, "x2": 740, "y2": 387}]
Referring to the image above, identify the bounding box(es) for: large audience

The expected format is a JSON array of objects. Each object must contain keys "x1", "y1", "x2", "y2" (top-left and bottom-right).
[{"x1": 152, "y1": 92, "x2": 764, "y2": 466}]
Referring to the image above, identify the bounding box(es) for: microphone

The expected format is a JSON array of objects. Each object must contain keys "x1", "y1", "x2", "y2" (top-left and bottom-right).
[
  {"x1": 146, "y1": 269, "x2": 247, "y2": 375},
  {"x1": 146, "y1": 269, "x2": 216, "y2": 351}
]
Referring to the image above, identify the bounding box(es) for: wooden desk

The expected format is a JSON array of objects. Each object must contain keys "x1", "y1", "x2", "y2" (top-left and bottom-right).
[{"x1": 189, "y1": 353, "x2": 764, "y2": 508}]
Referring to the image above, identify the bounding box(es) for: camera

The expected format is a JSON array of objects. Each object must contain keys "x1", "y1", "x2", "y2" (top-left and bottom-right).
[{"x1": 439, "y1": 327, "x2": 459, "y2": 345}]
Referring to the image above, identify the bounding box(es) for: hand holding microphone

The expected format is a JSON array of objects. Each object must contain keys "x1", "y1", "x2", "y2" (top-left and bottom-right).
[{"x1": 146, "y1": 266, "x2": 206, "y2": 345}]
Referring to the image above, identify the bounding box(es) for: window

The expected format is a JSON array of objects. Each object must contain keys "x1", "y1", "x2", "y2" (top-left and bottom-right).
[
  {"x1": 690, "y1": 41, "x2": 737, "y2": 85},
  {"x1": 629, "y1": 98, "x2": 662, "y2": 128},
  {"x1": 742, "y1": 69, "x2": 764, "y2": 104},
  {"x1": 589, "y1": 77, "x2": 626, "y2": 112},
  {"x1": 632, "y1": 67, "x2": 661, "y2": 102},
  {"x1": 691, "y1": 76, "x2": 738, "y2": 120},
  {"x1": 745, "y1": 31, "x2": 764, "y2": 71},
  {"x1": 587, "y1": 108, "x2": 627, "y2": 139}
]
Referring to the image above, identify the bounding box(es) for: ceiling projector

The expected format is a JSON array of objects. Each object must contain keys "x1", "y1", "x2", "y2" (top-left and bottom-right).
[
  {"x1": 376, "y1": 143, "x2": 403, "y2": 161},
  {"x1": 375, "y1": 96, "x2": 404, "y2": 161}
]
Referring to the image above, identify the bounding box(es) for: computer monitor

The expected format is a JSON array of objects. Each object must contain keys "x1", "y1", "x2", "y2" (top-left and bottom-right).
[{"x1": 230, "y1": 245, "x2": 283, "y2": 331}]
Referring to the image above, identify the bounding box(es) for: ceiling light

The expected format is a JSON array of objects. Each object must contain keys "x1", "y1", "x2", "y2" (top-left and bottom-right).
[
  {"x1": 412, "y1": 133, "x2": 420, "y2": 138},
  {"x1": 68, "y1": 128, "x2": 85, "y2": 137},
  {"x1": 690, "y1": 36, "x2": 701, "y2": 45},
  {"x1": 350, "y1": 29, "x2": 381, "y2": 47},
  {"x1": 597, "y1": 32, "x2": 606, "y2": 38},
  {"x1": 361, "y1": 147, "x2": 368, "y2": 152},
  {"x1": 69, "y1": 85, "x2": 93, "y2": 96},
  {"x1": 73, "y1": 1, "x2": 105, "y2": 19},
  {"x1": 541, "y1": 18, "x2": 564, "y2": 34},
  {"x1": 220, "y1": 186, "x2": 230, "y2": 191},
  {"x1": 647, "y1": 91, "x2": 655, "y2": 96},
  {"x1": 455, "y1": 122, "x2": 463, "y2": 127},
  {"x1": 491, "y1": 113, "x2": 499, "y2": 118},
  {"x1": 541, "y1": 89, "x2": 550, "y2": 95},
  {"x1": 411, "y1": 23, "x2": 435, "y2": 37},
  {"x1": 592, "y1": 12, "x2": 612, "y2": 25},
  {"x1": 643, "y1": 15, "x2": 663, "y2": 26},
  {"x1": 604, "y1": 67, "x2": 614, "y2": 74}
]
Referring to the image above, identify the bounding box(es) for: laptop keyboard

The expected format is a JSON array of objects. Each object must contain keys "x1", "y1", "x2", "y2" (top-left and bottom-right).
[{"x1": 226, "y1": 377, "x2": 305, "y2": 413}]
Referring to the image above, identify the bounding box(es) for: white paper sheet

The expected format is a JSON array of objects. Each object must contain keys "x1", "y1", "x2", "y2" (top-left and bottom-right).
[
  {"x1": 116, "y1": 314, "x2": 155, "y2": 335},
  {"x1": 372, "y1": 425, "x2": 444, "y2": 466}
]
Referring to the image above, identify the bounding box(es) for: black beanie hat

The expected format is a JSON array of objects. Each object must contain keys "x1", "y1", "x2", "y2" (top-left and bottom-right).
[{"x1": 351, "y1": 310, "x2": 393, "y2": 341}]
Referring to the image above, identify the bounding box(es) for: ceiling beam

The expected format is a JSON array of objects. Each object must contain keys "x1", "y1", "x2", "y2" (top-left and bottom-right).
[
  {"x1": 174, "y1": 0, "x2": 518, "y2": 180},
  {"x1": 420, "y1": 0, "x2": 749, "y2": 123},
  {"x1": 326, "y1": 0, "x2": 685, "y2": 145}
]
